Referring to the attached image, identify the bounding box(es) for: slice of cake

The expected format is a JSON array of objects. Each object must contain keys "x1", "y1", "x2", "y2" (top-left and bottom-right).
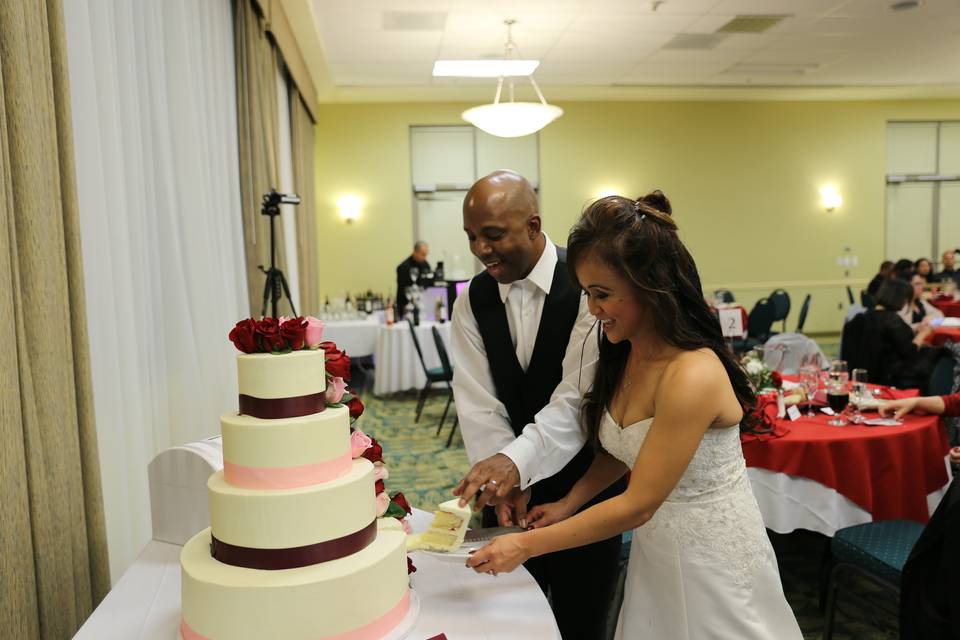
[{"x1": 407, "y1": 498, "x2": 471, "y2": 552}]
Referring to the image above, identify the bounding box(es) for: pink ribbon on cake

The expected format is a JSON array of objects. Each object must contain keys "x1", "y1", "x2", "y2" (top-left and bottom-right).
[
  {"x1": 238, "y1": 391, "x2": 325, "y2": 419},
  {"x1": 210, "y1": 520, "x2": 377, "y2": 570},
  {"x1": 179, "y1": 589, "x2": 411, "y2": 640},
  {"x1": 223, "y1": 453, "x2": 353, "y2": 489}
]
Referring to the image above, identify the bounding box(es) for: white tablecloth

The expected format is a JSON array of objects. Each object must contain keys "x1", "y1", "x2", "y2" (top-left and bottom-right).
[
  {"x1": 374, "y1": 322, "x2": 452, "y2": 396},
  {"x1": 747, "y1": 466, "x2": 949, "y2": 536},
  {"x1": 73, "y1": 510, "x2": 559, "y2": 640},
  {"x1": 322, "y1": 316, "x2": 382, "y2": 358}
]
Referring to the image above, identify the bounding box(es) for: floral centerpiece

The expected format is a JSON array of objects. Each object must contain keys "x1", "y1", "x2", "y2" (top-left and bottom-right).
[
  {"x1": 228, "y1": 315, "x2": 414, "y2": 573},
  {"x1": 740, "y1": 350, "x2": 782, "y2": 393}
]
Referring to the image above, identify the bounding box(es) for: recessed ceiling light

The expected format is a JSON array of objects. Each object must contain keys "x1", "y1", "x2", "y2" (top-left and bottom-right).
[
  {"x1": 890, "y1": 0, "x2": 922, "y2": 11},
  {"x1": 432, "y1": 60, "x2": 540, "y2": 78}
]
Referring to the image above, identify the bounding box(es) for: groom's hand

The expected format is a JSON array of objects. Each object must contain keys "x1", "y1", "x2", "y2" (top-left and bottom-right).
[
  {"x1": 453, "y1": 453, "x2": 521, "y2": 512},
  {"x1": 495, "y1": 487, "x2": 531, "y2": 528}
]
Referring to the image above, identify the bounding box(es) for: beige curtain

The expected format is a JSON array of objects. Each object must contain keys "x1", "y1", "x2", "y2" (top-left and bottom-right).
[
  {"x1": 234, "y1": 0, "x2": 287, "y2": 317},
  {"x1": 290, "y1": 89, "x2": 319, "y2": 315},
  {"x1": 0, "y1": 0, "x2": 109, "y2": 638}
]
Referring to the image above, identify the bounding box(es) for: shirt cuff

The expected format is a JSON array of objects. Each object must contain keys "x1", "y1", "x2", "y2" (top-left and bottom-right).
[{"x1": 499, "y1": 437, "x2": 539, "y2": 491}]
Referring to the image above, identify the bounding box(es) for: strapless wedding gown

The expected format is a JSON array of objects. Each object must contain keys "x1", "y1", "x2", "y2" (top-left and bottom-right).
[{"x1": 601, "y1": 413, "x2": 802, "y2": 639}]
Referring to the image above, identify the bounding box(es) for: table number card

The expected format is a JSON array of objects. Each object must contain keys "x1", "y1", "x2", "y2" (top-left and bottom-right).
[
  {"x1": 718, "y1": 308, "x2": 745, "y2": 338},
  {"x1": 786, "y1": 405, "x2": 801, "y2": 421}
]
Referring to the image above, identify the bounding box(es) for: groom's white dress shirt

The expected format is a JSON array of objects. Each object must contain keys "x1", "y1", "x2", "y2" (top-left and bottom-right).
[{"x1": 450, "y1": 236, "x2": 598, "y2": 490}]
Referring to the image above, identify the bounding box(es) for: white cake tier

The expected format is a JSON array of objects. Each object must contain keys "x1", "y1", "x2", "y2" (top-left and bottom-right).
[
  {"x1": 237, "y1": 350, "x2": 326, "y2": 400},
  {"x1": 180, "y1": 520, "x2": 411, "y2": 640},
  {"x1": 208, "y1": 459, "x2": 376, "y2": 550},
  {"x1": 221, "y1": 405, "x2": 351, "y2": 489}
]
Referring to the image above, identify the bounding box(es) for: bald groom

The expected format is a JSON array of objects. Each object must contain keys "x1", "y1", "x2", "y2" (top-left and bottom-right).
[{"x1": 449, "y1": 170, "x2": 624, "y2": 639}]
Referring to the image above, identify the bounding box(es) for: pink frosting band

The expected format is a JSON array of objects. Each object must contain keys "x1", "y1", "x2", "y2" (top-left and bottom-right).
[
  {"x1": 179, "y1": 589, "x2": 410, "y2": 640},
  {"x1": 223, "y1": 453, "x2": 353, "y2": 489}
]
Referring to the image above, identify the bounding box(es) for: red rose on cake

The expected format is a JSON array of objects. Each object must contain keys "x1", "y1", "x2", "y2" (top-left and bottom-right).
[
  {"x1": 361, "y1": 437, "x2": 383, "y2": 464},
  {"x1": 390, "y1": 492, "x2": 412, "y2": 515},
  {"x1": 228, "y1": 319, "x2": 257, "y2": 353},
  {"x1": 407, "y1": 557, "x2": 417, "y2": 575},
  {"x1": 320, "y1": 341, "x2": 351, "y2": 380},
  {"x1": 255, "y1": 317, "x2": 285, "y2": 351},
  {"x1": 346, "y1": 395, "x2": 364, "y2": 420},
  {"x1": 279, "y1": 316, "x2": 307, "y2": 350}
]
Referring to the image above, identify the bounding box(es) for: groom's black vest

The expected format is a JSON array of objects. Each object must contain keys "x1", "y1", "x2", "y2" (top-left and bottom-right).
[{"x1": 469, "y1": 248, "x2": 602, "y2": 506}]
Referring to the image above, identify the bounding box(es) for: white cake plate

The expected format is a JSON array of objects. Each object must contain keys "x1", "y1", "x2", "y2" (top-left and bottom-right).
[{"x1": 177, "y1": 591, "x2": 420, "y2": 640}]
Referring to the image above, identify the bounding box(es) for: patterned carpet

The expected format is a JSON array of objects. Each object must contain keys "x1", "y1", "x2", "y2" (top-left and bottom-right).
[{"x1": 358, "y1": 358, "x2": 899, "y2": 639}]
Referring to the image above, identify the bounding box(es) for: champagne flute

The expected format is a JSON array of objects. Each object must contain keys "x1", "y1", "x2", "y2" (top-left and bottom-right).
[
  {"x1": 799, "y1": 364, "x2": 820, "y2": 418},
  {"x1": 850, "y1": 368, "x2": 868, "y2": 424},
  {"x1": 826, "y1": 372, "x2": 850, "y2": 426}
]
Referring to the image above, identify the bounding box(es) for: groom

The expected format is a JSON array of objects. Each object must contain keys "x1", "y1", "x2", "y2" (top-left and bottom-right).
[{"x1": 450, "y1": 170, "x2": 624, "y2": 639}]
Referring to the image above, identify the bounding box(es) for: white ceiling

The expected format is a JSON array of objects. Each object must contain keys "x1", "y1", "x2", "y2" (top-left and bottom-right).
[{"x1": 305, "y1": 0, "x2": 960, "y2": 99}]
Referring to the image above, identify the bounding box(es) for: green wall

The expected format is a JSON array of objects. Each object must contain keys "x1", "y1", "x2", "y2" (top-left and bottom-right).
[{"x1": 314, "y1": 99, "x2": 960, "y2": 333}]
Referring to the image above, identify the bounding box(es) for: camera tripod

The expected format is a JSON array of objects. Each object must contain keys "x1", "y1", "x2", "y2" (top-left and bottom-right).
[{"x1": 258, "y1": 190, "x2": 300, "y2": 318}]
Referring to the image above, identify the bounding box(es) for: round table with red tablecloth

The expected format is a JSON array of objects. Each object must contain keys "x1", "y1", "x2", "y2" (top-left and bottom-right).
[
  {"x1": 930, "y1": 296, "x2": 960, "y2": 317},
  {"x1": 742, "y1": 400, "x2": 951, "y2": 536},
  {"x1": 927, "y1": 326, "x2": 960, "y2": 347}
]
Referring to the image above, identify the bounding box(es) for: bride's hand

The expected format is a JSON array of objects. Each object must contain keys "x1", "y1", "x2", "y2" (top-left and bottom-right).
[
  {"x1": 465, "y1": 533, "x2": 530, "y2": 575},
  {"x1": 527, "y1": 498, "x2": 575, "y2": 529}
]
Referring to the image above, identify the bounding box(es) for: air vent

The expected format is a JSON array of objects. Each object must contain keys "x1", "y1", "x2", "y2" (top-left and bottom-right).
[
  {"x1": 382, "y1": 11, "x2": 447, "y2": 31},
  {"x1": 662, "y1": 33, "x2": 727, "y2": 50},
  {"x1": 717, "y1": 15, "x2": 790, "y2": 34}
]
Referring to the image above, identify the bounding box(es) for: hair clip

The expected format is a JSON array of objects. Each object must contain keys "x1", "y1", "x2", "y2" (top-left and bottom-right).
[{"x1": 633, "y1": 200, "x2": 646, "y2": 221}]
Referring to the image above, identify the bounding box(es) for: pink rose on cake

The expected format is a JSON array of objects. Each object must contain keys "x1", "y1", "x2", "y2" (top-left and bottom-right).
[
  {"x1": 401, "y1": 518, "x2": 413, "y2": 535},
  {"x1": 350, "y1": 429, "x2": 372, "y2": 458},
  {"x1": 361, "y1": 438, "x2": 383, "y2": 464},
  {"x1": 228, "y1": 319, "x2": 257, "y2": 353},
  {"x1": 372, "y1": 463, "x2": 389, "y2": 482},
  {"x1": 326, "y1": 376, "x2": 348, "y2": 404},
  {"x1": 304, "y1": 316, "x2": 324, "y2": 348},
  {"x1": 375, "y1": 491, "x2": 390, "y2": 517}
]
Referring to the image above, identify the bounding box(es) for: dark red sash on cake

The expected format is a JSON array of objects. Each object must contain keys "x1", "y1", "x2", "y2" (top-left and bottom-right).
[
  {"x1": 210, "y1": 520, "x2": 377, "y2": 570},
  {"x1": 238, "y1": 391, "x2": 325, "y2": 419}
]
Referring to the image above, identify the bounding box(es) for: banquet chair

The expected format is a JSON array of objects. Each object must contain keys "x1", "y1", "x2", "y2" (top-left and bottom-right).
[
  {"x1": 769, "y1": 289, "x2": 791, "y2": 333},
  {"x1": 406, "y1": 319, "x2": 450, "y2": 423},
  {"x1": 732, "y1": 298, "x2": 776, "y2": 353},
  {"x1": 795, "y1": 294, "x2": 812, "y2": 333},
  {"x1": 823, "y1": 520, "x2": 925, "y2": 640},
  {"x1": 714, "y1": 288, "x2": 735, "y2": 303},
  {"x1": 431, "y1": 326, "x2": 459, "y2": 447}
]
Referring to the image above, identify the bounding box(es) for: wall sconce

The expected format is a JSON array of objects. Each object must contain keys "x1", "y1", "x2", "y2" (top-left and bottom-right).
[
  {"x1": 337, "y1": 195, "x2": 362, "y2": 224},
  {"x1": 820, "y1": 185, "x2": 842, "y2": 212}
]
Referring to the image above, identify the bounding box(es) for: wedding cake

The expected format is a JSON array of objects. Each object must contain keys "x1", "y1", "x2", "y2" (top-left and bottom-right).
[{"x1": 179, "y1": 319, "x2": 413, "y2": 640}]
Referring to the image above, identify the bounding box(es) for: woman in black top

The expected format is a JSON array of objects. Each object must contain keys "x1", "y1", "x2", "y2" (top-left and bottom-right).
[{"x1": 860, "y1": 278, "x2": 940, "y2": 386}]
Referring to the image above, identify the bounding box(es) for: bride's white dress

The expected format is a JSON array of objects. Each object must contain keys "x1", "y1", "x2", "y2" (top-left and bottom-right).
[{"x1": 601, "y1": 413, "x2": 802, "y2": 639}]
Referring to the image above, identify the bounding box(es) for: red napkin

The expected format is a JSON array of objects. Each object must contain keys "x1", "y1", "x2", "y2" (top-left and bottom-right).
[{"x1": 740, "y1": 395, "x2": 791, "y2": 442}]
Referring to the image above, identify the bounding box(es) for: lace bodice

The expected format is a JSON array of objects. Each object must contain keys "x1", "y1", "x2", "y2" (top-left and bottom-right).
[{"x1": 600, "y1": 413, "x2": 769, "y2": 591}]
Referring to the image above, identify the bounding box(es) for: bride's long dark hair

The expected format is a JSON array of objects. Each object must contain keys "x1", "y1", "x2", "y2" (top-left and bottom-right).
[{"x1": 567, "y1": 191, "x2": 756, "y2": 450}]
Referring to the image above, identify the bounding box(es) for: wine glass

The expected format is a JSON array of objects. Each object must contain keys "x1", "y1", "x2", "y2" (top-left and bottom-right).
[
  {"x1": 850, "y1": 368, "x2": 868, "y2": 424},
  {"x1": 798, "y1": 364, "x2": 820, "y2": 418},
  {"x1": 826, "y1": 371, "x2": 850, "y2": 426}
]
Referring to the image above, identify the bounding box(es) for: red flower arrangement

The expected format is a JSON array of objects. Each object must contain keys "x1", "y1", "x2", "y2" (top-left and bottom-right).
[{"x1": 229, "y1": 316, "x2": 322, "y2": 354}]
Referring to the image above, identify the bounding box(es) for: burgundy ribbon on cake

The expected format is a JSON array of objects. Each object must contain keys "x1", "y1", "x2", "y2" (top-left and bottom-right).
[
  {"x1": 210, "y1": 520, "x2": 377, "y2": 570},
  {"x1": 238, "y1": 391, "x2": 325, "y2": 419}
]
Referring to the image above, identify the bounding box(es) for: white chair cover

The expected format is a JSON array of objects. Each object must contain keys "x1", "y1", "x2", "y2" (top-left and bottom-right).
[{"x1": 762, "y1": 333, "x2": 829, "y2": 374}]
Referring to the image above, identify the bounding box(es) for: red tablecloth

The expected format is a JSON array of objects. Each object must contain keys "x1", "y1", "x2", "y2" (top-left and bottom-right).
[
  {"x1": 930, "y1": 297, "x2": 960, "y2": 317},
  {"x1": 742, "y1": 404, "x2": 950, "y2": 523},
  {"x1": 927, "y1": 326, "x2": 960, "y2": 347}
]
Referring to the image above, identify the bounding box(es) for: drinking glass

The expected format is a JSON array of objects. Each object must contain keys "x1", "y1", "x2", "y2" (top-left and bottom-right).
[
  {"x1": 798, "y1": 364, "x2": 820, "y2": 418},
  {"x1": 826, "y1": 371, "x2": 850, "y2": 426},
  {"x1": 850, "y1": 368, "x2": 869, "y2": 424}
]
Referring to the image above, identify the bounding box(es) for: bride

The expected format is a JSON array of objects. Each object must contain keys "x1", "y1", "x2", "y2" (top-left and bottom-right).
[{"x1": 466, "y1": 191, "x2": 802, "y2": 639}]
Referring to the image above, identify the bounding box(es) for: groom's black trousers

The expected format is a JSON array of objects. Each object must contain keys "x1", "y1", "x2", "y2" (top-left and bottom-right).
[{"x1": 482, "y1": 506, "x2": 622, "y2": 640}]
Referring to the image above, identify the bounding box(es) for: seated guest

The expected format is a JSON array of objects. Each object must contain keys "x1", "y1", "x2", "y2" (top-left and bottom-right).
[
  {"x1": 866, "y1": 260, "x2": 895, "y2": 298},
  {"x1": 856, "y1": 278, "x2": 940, "y2": 386},
  {"x1": 395, "y1": 241, "x2": 431, "y2": 312},
  {"x1": 893, "y1": 258, "x2": 915, "y2": 281},
  {"x1": 878, "y1": 396, "x2": 960, "y2": 640},
  {"x1": 934, "y1": 249, "x2": 958, "y2": 283},
  {"x1": 900, "y1": 272, "x2": 944, "y2": 329},
  {"x1": 915, "y1": 257, "x2": 935, "y2": 282}
]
